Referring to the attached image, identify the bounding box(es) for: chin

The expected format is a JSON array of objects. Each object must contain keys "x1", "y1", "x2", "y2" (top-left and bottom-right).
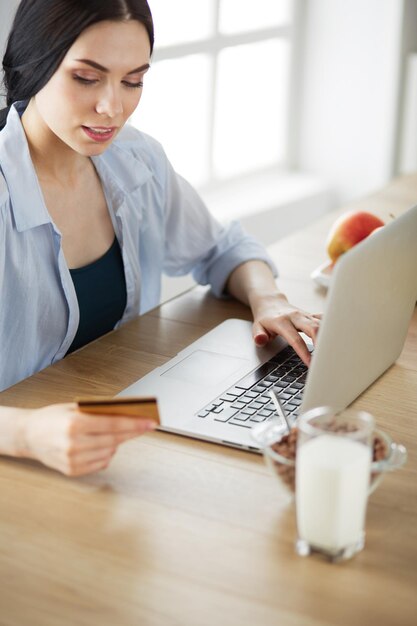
[
  {"x1": 72, "y1": 141, "x2": 112, "y2": 157},
  {"x1": 84, "y1": 144, "x2": 111, "y2": 156}
]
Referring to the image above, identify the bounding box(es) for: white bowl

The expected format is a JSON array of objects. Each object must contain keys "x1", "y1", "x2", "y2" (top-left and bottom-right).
[{"x1": 252, "y1": 420, "x2": 407, "y2": 495}]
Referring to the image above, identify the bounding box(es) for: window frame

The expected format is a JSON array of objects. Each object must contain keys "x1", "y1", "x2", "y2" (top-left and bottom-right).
[{"x1": 142, "y1": 0, "x2": 303, "y2": 191}]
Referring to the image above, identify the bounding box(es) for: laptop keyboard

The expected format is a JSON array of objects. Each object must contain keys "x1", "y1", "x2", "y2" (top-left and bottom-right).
[{"x1": 195, "y1": 345, "x2": 312, "y2": 429}]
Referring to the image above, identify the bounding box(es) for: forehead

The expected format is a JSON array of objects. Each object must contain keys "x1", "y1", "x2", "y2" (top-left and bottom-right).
[{"x1": 65, "y1": 20, "x2": 151, "y2": 69}]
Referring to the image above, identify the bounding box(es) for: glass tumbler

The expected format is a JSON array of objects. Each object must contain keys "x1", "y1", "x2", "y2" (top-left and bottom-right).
[{"x1": 295, "y1": 407, "x2": 374, "y2": 561}]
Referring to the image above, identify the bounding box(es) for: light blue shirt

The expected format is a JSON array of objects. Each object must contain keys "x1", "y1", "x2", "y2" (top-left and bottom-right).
[{"x1": 0, "y1": 102, "x2": 276, "y2": 391}]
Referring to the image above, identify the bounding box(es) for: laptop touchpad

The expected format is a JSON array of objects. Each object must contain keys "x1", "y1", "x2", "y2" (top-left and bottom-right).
[{"x1": 161, "y1": 350, "x2": 249, "y2": 387}]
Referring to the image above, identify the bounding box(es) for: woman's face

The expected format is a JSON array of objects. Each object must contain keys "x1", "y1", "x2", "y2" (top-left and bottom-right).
[{"x1": 32, "y1": 20, "x2": 151, "y2": 156}]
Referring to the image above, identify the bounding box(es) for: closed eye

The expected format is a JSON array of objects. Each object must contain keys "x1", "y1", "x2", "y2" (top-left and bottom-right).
[
  {"x1": 122, "y1": 80, "x2": 144, "y2": 89},
  {"x1": 73, "y1": 75, "x2": 143, "y2": 89},
  {"x1": 73, "y1": 75, "x2": 98, "y2": 85}
]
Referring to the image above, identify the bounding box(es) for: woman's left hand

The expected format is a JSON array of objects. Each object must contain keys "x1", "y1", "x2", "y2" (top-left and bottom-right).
[
  {"x1": 225, "y1": 260, "x2": 322, "y2": 366},
  {"x1": 251, "y1": 293, "x2": 321, "y2": 366}
]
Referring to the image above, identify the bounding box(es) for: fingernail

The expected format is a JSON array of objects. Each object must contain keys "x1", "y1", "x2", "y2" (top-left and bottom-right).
[{"x1": 255, "y1": 334, "x2": 268, "y2": 346}]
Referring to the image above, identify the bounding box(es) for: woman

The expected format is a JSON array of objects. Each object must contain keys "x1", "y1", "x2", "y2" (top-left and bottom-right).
[{"x1": 0, "y1": 0, "x2": 320, "y2": 476}]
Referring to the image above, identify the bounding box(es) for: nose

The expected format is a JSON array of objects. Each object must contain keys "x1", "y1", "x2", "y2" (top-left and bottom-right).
[{"x1": 95, "y1": 84, "x2": 123, "y2": 118}]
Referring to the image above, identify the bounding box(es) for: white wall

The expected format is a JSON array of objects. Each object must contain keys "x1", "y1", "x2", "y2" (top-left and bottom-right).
[
  {"x1": 296, "y1": 0, "x2": 404, "y2": 205},
  {"x1": 0, "y1": 1, "x2": 18, "y2": 50},
  {"x1": 0, "y1": 0, "x2": 19, "y2": 106},
  {"x1": 396, "y1": 0, "x2": 417, "y2": 174}
]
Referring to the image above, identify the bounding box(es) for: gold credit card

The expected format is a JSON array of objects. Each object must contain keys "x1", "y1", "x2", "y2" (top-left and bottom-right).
[{"x1": 76, "y1": 396, "x2": 160, "y2": 423}]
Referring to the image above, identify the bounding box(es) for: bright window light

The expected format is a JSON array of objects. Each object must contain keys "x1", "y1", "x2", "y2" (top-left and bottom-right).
[
  {"x1": 213, "y1": 39, "x2": 289, "y2": 178},
  {"x1": 219, "y1": 0, "x2": 293, "y2": 34},
  {"x1": 131, "y1": 54, "x2": 212, "y2": 186},
  {"x1": 130, "y1": 0, "x2": 298, "y2": 191},
  {"x1": 150, "y1": 0, "x2": 214, "y2": 46}
]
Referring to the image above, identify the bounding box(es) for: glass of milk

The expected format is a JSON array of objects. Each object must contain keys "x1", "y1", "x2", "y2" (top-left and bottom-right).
[{"x1": 295, "y1": 407, "x2": 374, "y2": 561}]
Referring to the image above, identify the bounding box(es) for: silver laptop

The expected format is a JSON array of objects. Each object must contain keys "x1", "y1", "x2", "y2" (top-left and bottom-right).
[{"x1": 119, "y1": 205, "x2": 417, "y2": 451}]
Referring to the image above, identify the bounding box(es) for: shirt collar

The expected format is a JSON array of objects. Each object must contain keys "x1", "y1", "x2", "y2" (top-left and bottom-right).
[
  {"x1": 0, "y1": 101, "x2": 153, "y2": 230},
  {"x1": 91, "y1": 147, "x2": 150, "y2": 215},
  {"x1": 92, "y1": 133, "x2": 153, "y2": 202},
  {"x1": 0, "y1": 101, "x2": 52, "y2": 232}
]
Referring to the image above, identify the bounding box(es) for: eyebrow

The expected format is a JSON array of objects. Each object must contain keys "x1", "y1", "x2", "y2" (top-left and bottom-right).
[{"x1": 75, "y1": 59, "x2": 150, "y2": 74}]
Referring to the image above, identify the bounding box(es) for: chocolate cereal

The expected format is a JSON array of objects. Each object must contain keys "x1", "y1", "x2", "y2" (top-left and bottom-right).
[{"x1": 270, "y1": 428, "x2": 388, "y2": 492}]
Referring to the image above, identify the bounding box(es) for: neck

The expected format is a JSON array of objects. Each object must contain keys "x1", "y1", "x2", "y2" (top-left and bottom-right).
[{"x1": 21, "y1": 99, "x2": 89, "y2": 186}]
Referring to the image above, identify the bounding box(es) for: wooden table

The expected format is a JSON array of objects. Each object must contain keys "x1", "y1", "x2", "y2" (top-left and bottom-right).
[{"x1": 1, "y1": 173, "x2": 416, "y2": 626}]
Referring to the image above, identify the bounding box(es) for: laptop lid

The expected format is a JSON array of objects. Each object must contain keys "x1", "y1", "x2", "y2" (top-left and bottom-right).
[{"x1": 301, "y1": 203, "x2": 417, "y2": 412}]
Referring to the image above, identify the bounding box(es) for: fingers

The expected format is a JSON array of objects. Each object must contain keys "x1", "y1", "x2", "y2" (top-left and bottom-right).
[
  {"x1": 71, "y1": 446, "x2": 116, "y2": 466},
  {"x1": 253, "y1": 321, "x2": 272, "y2": 346},
  {"x1": 293, "y1": 313, "x2": 321, "y2": 344},
  {"x1": 25, "y1": 404, "x2": 158, "y2": 478},
  {"x1": 59, "y1": 414, "x2": 158, "y2": 476},
  {"x1": 64, "y1": 447, "x2": 116, "y2": 477},
  {"x1": 279, "y1": 321, "x2": 312, "y2": 366},
  {"x1": 253, "y1": 309, "x2": 322, "y2": 366},
  {"x1": 70, "y1": 431, "x2": 142, "y2": 452},
  {"x1": 255, "y1": 319, "x2": 312, "y2": 365},
  {"x1": 60, "y1": 430, "x2": 146, "y2": 476},
  {"x1": 71, "y1": 414, "x2": 158, "y2": 436},
  {"x1": 79, "y1": 457, "x2": 113, "y2": 476}
]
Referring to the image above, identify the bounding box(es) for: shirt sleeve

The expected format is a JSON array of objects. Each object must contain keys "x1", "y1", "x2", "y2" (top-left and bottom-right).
[{"x1": 161, "y1": 159, "x2": 278, "y2": 297}]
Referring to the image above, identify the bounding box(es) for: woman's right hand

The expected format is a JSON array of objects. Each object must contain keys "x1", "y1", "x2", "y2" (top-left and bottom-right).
[{"x1": 16, "y1": 402, "x2": 157, "y2": 476}]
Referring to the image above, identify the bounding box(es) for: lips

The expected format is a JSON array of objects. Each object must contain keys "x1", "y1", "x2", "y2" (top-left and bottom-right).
[{"x1": 82, "y1": 126, "x2": 116, "y2": 142}]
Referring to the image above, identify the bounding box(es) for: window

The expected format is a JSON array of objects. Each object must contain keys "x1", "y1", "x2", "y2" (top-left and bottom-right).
[{"x1": 130, "y1": 0, "x2": 298, "y2": 190}]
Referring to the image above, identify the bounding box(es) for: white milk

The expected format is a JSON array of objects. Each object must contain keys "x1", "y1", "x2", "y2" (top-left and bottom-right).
[{"x1": 296, "y1": 434, "x2": 371, "y2": 552}]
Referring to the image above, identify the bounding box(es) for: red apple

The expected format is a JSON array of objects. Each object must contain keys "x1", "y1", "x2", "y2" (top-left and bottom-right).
[{"x1": 326, "y1": 210, "x2": 385, "y2": 263}]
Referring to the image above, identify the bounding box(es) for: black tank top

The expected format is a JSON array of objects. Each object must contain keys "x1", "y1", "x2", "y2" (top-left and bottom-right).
[{"x1": 66, "y1": 237, "x2": 127, "y2": 355}]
